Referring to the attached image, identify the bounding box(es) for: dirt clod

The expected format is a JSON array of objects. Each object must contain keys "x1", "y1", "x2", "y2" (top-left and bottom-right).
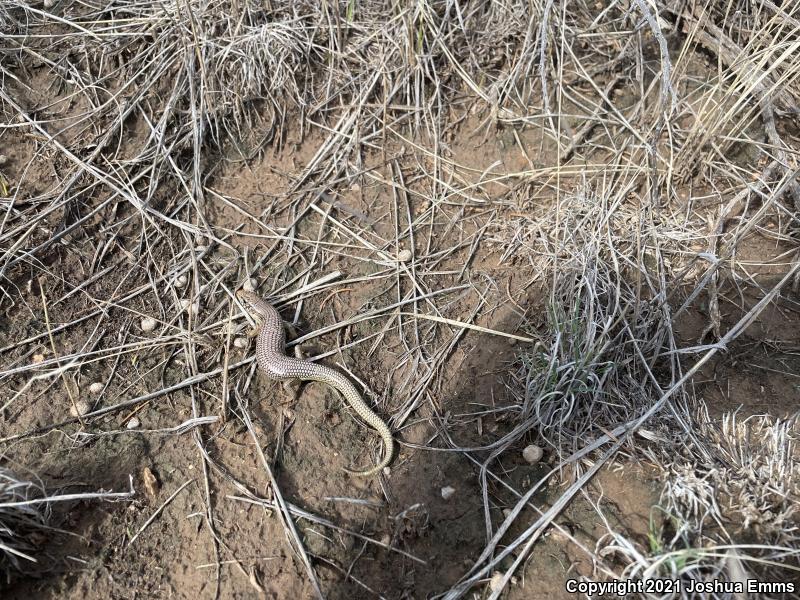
[{"x1": 142, "y1": 467, "x2": 160, "y2": 502}]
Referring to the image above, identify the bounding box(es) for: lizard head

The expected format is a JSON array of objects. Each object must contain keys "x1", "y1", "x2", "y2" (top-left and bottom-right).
[{"x1": 236, "y1": 289, "x2": 270, "y2": 316}]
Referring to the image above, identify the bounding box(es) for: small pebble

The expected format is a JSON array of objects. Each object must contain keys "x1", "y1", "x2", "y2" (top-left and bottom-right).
[
  {"x1": 397, "y1": 248, "x2": 413, "y2": 263},
  {"x1": 70, "y1": 400, "x2": 91, "y2": 417},
  {"x1": 141, "y1": 317, "x2": 158, "y2": 332},
  {"x1": 441, "y1": 485, "x2": 456, "y2": 500},
  {"x1": 489, "y1": 572, "x2": 505, "y2": 593},
  {"x1": 523, "y1": 444, "x2": 544, "y2": 464},
  {"x1": 242, "y1": 278, "x2": 256, "y2": 292},
  {"x1": 379, "y1": 533, "x2": 391, "y2": 546},
  {"x1": 233, "y1": 337, "x2": 248, "y2": 349},
  {"x1": 0, "y1": 155, "x2": 7, "y2": 166},
  {"x1": 43, "y1": 0, "x2": 55, "y2": 7},
  {"x1": 179, "y1": 299, "x2": 200, "y2": 315},
  {"x1": 174, "y1": 274, "x2": 188, "y2": 289},
  {"x1": 32, "y1": 353, "x2": 45, "y2": 364},
  {"x1": 88, "y1": 382, "x2": 104, "y2": 395},
  {"x1": 127, "y1": 417, "x2": 141, "y2": 430}
]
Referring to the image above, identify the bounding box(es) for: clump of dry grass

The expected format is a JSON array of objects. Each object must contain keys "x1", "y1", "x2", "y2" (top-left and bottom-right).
[
  {"x1": 495, "y1": 188, "x2": 701, "y2": 458},
  {"x1": 0, "y1": 468, "x2": 48, "y2": 572},
  {"x1": 592, "y1": 414, "x2": 800, "y2": 598},
  {"x1": 664, "y1": 412, "x2": 799, "y2": 546},
  {"x1": 0, "y1": 466, "x2": 135, "y2": 578}
]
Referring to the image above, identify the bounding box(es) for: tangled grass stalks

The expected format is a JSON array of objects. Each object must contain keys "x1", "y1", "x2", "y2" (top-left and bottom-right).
[
  {"x1": 0, "y1": 0, "x2": 557, "y2": 299},
  {"x1": 584, "y1": 413, "x2": 799, "y2": 599},
  {"x1": 0, "y1": 467, "x2": 48, "y2": 571},
  {"x1": 580, "y1": 408, "x2": 800, "y2": 600},
  {"x1": 597, "y1": 535, "x2": 799, "y2": 600},
  {"x1": 663, "y1": 412, "x2": 799, "y2": 546},
  {"x1": 496, "y1": 188, "x2": 702, "y2": 458},
  {"x1": 0, "y1": 466, "x2": 134, "y2": 577},
  {"x1": 494, "y1": 297, "x2": 800, "y2": 599}
]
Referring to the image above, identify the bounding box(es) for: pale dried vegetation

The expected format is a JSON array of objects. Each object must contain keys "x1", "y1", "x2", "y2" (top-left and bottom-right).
[{"x1": 0, "y1": 0, "x2": 798, "y2": 597}]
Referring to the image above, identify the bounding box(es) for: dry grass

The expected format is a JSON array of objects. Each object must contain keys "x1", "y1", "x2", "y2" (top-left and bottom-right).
[
  {"x1": 0, "y1": 467, "x2": 134, "y2": 576},
  {"x1": 1, "y1": 0, "x2": 799, "y2": 597}
]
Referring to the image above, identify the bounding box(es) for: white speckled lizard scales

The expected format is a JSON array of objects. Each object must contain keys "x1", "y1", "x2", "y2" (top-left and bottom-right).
[{"x1": 237, "y1": 290, "x2": 394, "y2": 476}]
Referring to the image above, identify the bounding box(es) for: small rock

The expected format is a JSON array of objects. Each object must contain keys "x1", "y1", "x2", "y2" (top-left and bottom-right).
[
  {"x1": 179, "y1": 299, "x2": 199, "y2": 316},
  {"x1": 70, "y1": 400, "x2": 91, "y2": 417},
  {"x1": 0, "y1": 155, "x2": 7, "y2": 166},
  {"x1": 242, "y1": 278, "x2": 256, "y2": 292},
  {"x1": 489, "y1": 571, "x2": 505, "y2": 593},
  {"x1": 43, "y1": 0, "x2": 55, "y2": 7},
  {"x1": 174, "y1": 274, "x2": 188, "y2": 289},
  {"x1": 233, "y1": 337, "x2": 248, "y2": 349},
  {"x1": 396, "y1": 248, "x2": 413, "y2": 263},
  {"x1": 379, "y1": 533, "x2": 391, "y2": 546},
  {"x1": 441, "y1": 485, "x2": 456, "y2": 500},
  {"x1": 32, "y1": 353, "x2": 45, "y2": 364},
  {"x1": 141, "y1": 317, "x2": 158, "y2": 332},
  {"x1": 523, "y1": 444, "x2": 544, "y2": 464},
  {"x1": 88, "y1": 382, "x2": 104, "y2": 395},
  {"x1": 127, "y1": 417, "x2": 141, "y2": 429}
]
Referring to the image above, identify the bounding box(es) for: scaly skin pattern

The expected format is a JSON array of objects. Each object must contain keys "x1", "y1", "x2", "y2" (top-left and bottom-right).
[{"x1": 236, "y1": 290, "x2": 394, "y2": 476}]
